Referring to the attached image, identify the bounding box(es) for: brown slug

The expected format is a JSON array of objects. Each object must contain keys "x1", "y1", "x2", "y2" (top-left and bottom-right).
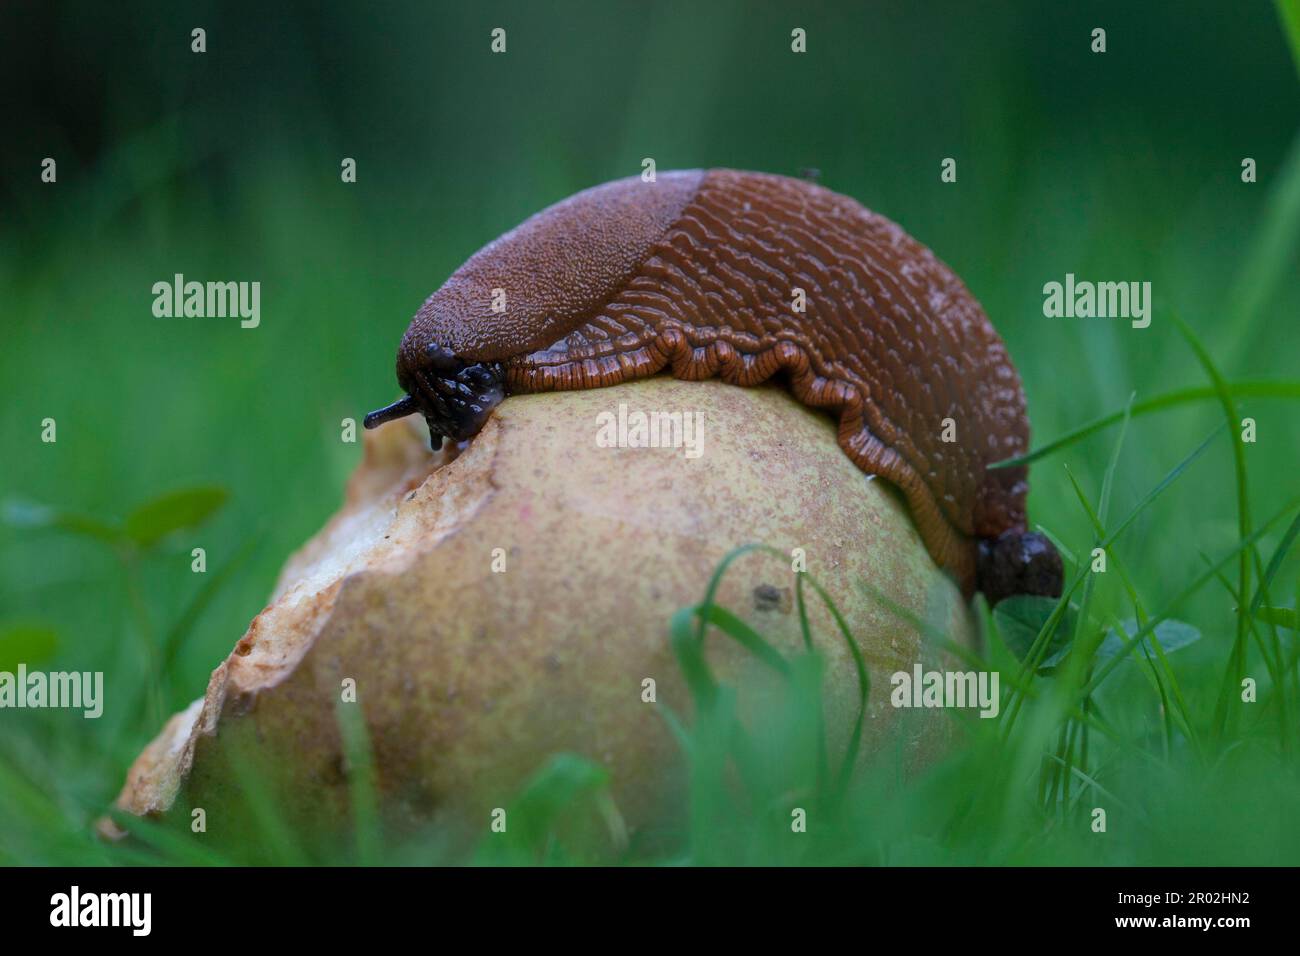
[{"x1": 364, "y1": 169, "x2": 1062, "y2": 605}]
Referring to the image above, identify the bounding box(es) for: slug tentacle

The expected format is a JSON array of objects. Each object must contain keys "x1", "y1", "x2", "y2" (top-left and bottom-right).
[
  {"x1": 363, "y1": 395, "x2": 419, "y2": 430},
  {"x1": 368, "y1": 168, "x2": 1060, "y2": 603},
  {"x1": 365, "y1": 353, "x2": 505, "y2": 451}
]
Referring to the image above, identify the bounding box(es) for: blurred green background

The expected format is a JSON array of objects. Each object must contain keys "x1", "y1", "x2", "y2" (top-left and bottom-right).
[{"x1": 1, "y1": 1, "x2": 1298, "y2": 864}]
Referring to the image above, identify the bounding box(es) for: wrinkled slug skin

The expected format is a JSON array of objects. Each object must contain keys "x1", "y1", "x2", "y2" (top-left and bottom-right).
[{"x1": 402, "y1": 169, "x2": 1032, "y2": 592}]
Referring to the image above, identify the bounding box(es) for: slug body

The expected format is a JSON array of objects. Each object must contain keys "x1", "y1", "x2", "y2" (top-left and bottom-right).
[{"x1": 365, "y1": 169, "x2": 1061, "y2": 604}]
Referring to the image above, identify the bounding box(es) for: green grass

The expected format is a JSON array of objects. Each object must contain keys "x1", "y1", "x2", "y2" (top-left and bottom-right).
[
  {"x1": 5, "y1": 355, "x2": 1300, "y2": 865},
  {"x1": 5, "y1": 217, "x2": 1300, "y2": 870},
  {"x1": 2, "y1": 1, "x2": 1299, "y2": 867}
]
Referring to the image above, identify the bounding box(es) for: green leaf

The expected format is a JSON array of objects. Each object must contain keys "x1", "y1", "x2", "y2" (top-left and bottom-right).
[
  {"x1": 1252, "y1": 605, "x2": 1298, "y2": 630},
  {"x1": 512, "y1": 754, "x2": 610, "y2": 827},
  {"x1": 1081, "y1": 497, "x2": 1300, "y2": 698},
  {"x1": 1276, "y1": 0, "x2": 1300, "y2": 81},
  {"x1": 476, "y1": 753, "x2": 614, "y2": 862},
  {"x1": 670, "y1": 604, "x2": 718, "y2": 709},
  {"x1": 990, "y1": 381, "x2": 1300, "y2": 469},
  {"x1": 334, "y1": 701, "x2": 379, "y2": 867},
  {"x1": 123, "y1": 486, "x2": 228, "y2": 548},
  {"x1": 692, "y1": 603, "x2": 792, "y2": 677},
  {"x1": 0, "y1": 624, "x2": 60, "y2": 672},
  {"x1": 1058, "y1": 618, "x2": 1201, "y2": 670},
  {"x1": 994, "y1": 595, "x2": 1075, "y2": 670},
  {"x1": 1, "y1": 497, "x2": 122, "y2": 542},
  {"x1": 160, "y1": 531, "x2": 263, "y2": 671},
  {"x1": 1248, "y1": 510, "x2": 1300, "y2": 617}
]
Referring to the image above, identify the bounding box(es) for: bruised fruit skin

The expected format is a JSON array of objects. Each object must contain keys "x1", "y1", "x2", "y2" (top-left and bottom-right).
[
  {"x1": 106, "y1": 379, "x2": 978, "y2": 852},
  {"x1": 365, "y1": 169, "x2": 1061, "y2": 602}
]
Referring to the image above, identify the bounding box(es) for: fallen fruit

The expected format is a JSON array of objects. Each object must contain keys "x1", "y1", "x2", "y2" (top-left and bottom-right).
[{"x1": 103, "y1": 377, "x2": 977, "y2": 857}]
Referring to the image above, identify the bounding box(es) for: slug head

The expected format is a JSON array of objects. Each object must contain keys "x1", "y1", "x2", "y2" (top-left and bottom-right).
[
  {"x1": 363, "y1": 343, "x2": 506, "y2": 450},
  {"x1": 976, "y1": 529, "x2": 1064, "y2": 607}
]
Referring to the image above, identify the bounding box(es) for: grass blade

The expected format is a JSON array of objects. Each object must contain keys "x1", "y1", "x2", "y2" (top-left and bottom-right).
[{"x1": 991, "y1": 381, "x2": 1299, "y2": 469}]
